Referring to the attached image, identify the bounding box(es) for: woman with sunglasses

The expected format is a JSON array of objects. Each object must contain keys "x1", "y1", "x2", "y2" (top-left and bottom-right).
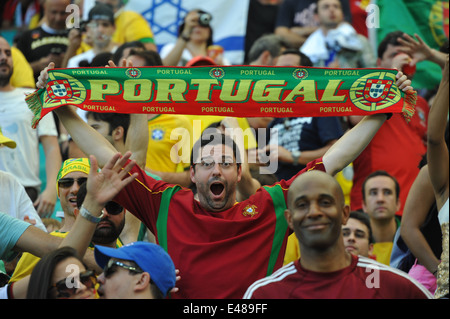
[{"x1": 26, "y1": 246, "x2": 97, "y2": 299}]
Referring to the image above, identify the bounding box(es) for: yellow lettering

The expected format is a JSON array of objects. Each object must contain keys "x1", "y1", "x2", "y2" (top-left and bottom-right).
[
  {"x1": 190, "y1": 79, "x2": 219, "y2": 102},
  {"x1": 123, "y1": 79, "x2": 153, "y2": 101},
  {"x1": 284, "y1": 80, "x2": 317, "y2": 102},
  {"x1": 321, "y1": 80, "x2": 346, "y2": 102},
  {"x1": 88, "y1": 80, "x2": 120, "y2": 101},
  {"x1": 252, "y1": 80, "x2": 285, "y2": 102},
  {"x1": 155, "y1": 79, "x2": 187, "y2": 102},
  {"x1": 219, "y1": 79, "x2": 252, "y2": 102}
]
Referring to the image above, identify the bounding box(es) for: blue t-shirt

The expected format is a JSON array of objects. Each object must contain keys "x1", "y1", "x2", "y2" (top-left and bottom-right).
[
  {"x1": 0, "y1": 212, "x2": 31, "y2": 260},
  {"x1": 267, "y1": 117, "x2": 343, "y2": 181}
]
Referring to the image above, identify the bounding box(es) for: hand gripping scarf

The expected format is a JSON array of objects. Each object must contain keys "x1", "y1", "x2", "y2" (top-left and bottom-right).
[{"x1": 25, "y1": 65, "x2": 416, "y2": 129}]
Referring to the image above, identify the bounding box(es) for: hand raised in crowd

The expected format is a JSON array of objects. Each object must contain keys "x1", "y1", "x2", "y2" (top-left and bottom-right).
[
  {"x1": 83, "y1": 152, "x2": 138, "y2": 211},
  {"x1": 395, "y1": 70, "x2": 413, "y2": 93},
  {"x1": 34, "y1": 188, "x2": 56, "y2": 218},
  {"x1": 36, "y1": 62, "x2": 54, "y2": 89},
  {"x1": 397, "y1": 33, "x2": 447, "y2": 68},
  {"x1": 36, "y1": 58, "x2": 133, "y2": 90},
  {"x1": 180, "y1": 10, "x2": 201, "y2": 40}
]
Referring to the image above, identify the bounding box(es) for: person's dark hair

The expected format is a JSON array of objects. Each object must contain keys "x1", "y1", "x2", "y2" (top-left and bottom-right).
[
  {"x1": 178, "y1": 9, "x2": 213, "y2": 47},
  {"x1": 150, "y1": 279, "x2": 164, "y2": 299},
  {"x1": 112, "y1": 41, "x2": 146, "y2": 65},
  {"x1": 248, "y1": 34, "x2": 288, "y2": 63},
  {"x1": 362, "y1": 170, "x2": 400, "y2": 201},
  {"x1": 26, "y1": 247, "x2": 85, "y2": 299},
  {"x1": 190, "y1": 131, "x2": 242, "y2": 172},
  {"x1": 377, "y1": 30, "x2": 405, "y2": 59},
  {"x1": 86, "y1": 112, "x2": 130, "y2": 141},
  {"x1": 280, "y1": 48, "x2": 313, "y2": 67},
  {"x1": 91, "y1": 52, "x2": 114, "y2": 67},
  {"x1": 349, "y1": 210, "x2": 374, "y2": 244},
  {"x1": 128, "y1": 49, "x2": 163, "y2": 66}
]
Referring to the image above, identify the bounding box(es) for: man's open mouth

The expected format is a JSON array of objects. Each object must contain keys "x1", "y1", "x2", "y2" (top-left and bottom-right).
[{"x1": 210, "y1": 182, "x2": 225, "y2": 196}]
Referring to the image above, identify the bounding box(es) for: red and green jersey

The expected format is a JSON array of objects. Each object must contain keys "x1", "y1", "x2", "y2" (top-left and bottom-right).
[{"x1": 115, "y1": 158, "x2": 325, "y2": 299}]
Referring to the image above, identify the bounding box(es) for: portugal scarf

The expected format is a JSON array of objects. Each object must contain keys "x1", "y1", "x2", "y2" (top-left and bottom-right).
[{"x1": 26, "y1": 66, "x2": 416, "y2": 128}]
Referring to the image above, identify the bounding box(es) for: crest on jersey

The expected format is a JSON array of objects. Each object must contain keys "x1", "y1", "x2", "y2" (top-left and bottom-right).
[{"x1": 242, "y1": 204, "x2": 259, "y2": 217}]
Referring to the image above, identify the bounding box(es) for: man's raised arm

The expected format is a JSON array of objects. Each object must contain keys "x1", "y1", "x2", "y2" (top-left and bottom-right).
[
  {"x1": 323, "y1": 71, "x2": 414, "y2": 176},
  {"x1": 55, "y1": 105, "x2": 117, "y2": 168}
]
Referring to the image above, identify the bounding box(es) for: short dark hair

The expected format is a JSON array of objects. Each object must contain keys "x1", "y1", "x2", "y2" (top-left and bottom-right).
[
  {"x1": 190, "y1": 131, "x2": 242, "y2": 171},
  {"x1": 128, "y1": 49, "x2": 163, "y2": 66},
  {"x1": 112, "y1": 41, "x2": 146, "y2": 65},
  {"x1": 362, "y1": 170, "x2": 400, "y2": 201},
  {"x1": 120, "y1": 259, "x2": 165, "y2": 299},
  {"x1": 86, "y1": 112, "x2": 130, "y2": 141},
  {"x1": 248, "y1": 34, "x2": 287, "y2": 63},
  {"x1": 349, "y1": 210, "x2": 374, "y2": 244},
  {"x1": 377, "y1": 30, "x2": 405, "y2": 59},
  {"x1": 280, "y1": 48, "x2": 313, "y2": 67}
]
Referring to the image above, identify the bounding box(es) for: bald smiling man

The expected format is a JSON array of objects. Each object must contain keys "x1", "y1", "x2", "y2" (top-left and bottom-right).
[{"x1": 244, "y1": 171, "x2": 432, "y2": 299}]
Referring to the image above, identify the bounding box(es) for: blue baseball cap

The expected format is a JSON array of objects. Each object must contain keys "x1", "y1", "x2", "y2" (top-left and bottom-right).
[{"x1": 94, "y1": 242, "x2": 176, "y2": 297}]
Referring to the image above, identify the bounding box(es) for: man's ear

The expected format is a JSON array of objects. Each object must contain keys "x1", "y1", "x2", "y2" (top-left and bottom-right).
[
  {"x1": 362, "y1": 200, "x2": 368, "y2": 213},
  {"x1": 395, "y1": 199, "x2": 401, "y2": 213},
  {"x1": 134, "y1": 272, "x2": 151, "y2": 292},
  {"x1": 189, "y1": 166, "x2": 196, "y2": 184},
  {"x1": 342, "y1": 205, "x2": 350, "y2": 225},
  {"x1": 236, "y1": 164, "x2": 242, "y2": 183},
  {"x1": 284, "y1": 209, "x2": 294, "y2": 231},
  {"x1": 376, "y1": 57, "x2": 382, "y2": 67},
  {"x1": 112, "y1": 126, "x2": 124, "y2": 142},
  {"x1": 260, "y1": 50, "x2": 271, "y2": 65}
]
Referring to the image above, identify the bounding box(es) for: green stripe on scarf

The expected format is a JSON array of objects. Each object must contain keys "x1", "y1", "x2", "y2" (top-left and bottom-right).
[{"x1": 26, "y1": 66, "x2": 416, "y2": 129}]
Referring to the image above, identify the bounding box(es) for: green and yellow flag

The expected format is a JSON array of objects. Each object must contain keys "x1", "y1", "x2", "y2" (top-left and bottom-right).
[{"x1": 375, "y1": 0, "x2": 449, "y2": 89}]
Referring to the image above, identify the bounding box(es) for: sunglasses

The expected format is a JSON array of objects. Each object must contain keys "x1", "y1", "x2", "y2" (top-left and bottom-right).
[
  {"x1": 49, "y1": 270, "x2": 97, "y2": 299},
  {"x1": 103, "y1": 259, "x2": 143, "y2": 278},
  {"x1": 104, "y1": 201, "x2": 124, "y2": 215},
  {"x1": 57, "y1": 177, "x2": 88, "y2": 188}
]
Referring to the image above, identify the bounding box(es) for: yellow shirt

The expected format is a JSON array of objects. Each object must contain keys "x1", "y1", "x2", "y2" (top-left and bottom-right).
[
  {"x1": 334, "y1": 163, "x2": 353, "y2": 206},
  {"x1": 113, "y1": 10, "x2": 155, "y2": 45},
  {"x1": 284, "y1": 234, "x2": 393, "y2": 266},
  {"x1": 283, "y1": 233, "x2": 300, "y2": 265},
  {"x1": 146, "y1": 114, "x2": 193, "y2": 172},
  {"x1": 372, "y1": 242, "x2": 394, "y2": 266},
  {"x1": 9, "y1": 231, "x2": 68, "y2": 283},
  {"x1": 10, "y1": 47, "x2": 35, "y2": 89}
]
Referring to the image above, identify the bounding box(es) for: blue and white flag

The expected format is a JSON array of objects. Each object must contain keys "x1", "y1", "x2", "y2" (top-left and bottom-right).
[{"x1": 124, "y1": 0, "x2": 250, "y2": 65}]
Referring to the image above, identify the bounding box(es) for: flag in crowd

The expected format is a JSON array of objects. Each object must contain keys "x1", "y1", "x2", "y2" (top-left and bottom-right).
[{"x1": 372, "y1": 0, "x2": 448, "y2": 89}]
